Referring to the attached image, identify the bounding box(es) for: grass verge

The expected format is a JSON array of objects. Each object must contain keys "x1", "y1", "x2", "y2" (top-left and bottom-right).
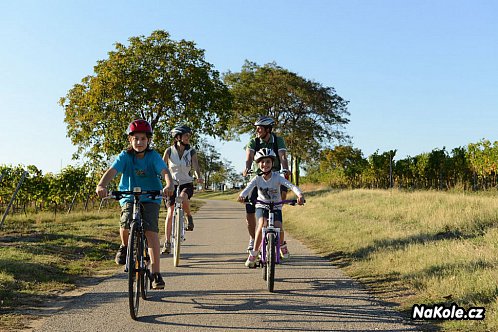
[
  {"x1": 284, "y1": 187, "x2": 498, "y2": 332},
  {"x1": 0, "y1": 199, "x2": 203, "y2": 331}
]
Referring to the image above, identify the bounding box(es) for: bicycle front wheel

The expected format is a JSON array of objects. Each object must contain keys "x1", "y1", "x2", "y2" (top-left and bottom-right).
[
  {"x1": 140, "y1": 236, "x2": 150, "y2": 300},
  {"x1": 266, "y1": 233, "x2": 276, "y2": 292},
  {"x1": 127, "y1": 222, "x2": 141, "y2": 319},
  {"x1": 173, "y1": 208, "x2": 183, "y2": 267}
]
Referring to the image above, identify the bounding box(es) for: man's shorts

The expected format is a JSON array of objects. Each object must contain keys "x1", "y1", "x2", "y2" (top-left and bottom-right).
[
  {"x1": 120, "y1": 202, "x2": 160, "y2": 233},
  {"x1": 166, "y1": 182, "x2": 194, "y2": 208},
  {"x1": 245, "y1": 185, "x2": 288, "y2": 214}
]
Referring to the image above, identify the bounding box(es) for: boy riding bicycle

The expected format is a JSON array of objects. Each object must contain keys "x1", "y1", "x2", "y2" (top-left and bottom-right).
[
  {"x1": 238, "y1": 148, "x2": 305, "y2": 268},
  {"x1": 96, "y1": 119, "x2": 174, "y2": 289}
]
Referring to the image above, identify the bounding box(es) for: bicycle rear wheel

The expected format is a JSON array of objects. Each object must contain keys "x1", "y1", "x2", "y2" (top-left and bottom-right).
[
  {"x1": 266, "y1": 233, "x2": 276, "y2": 292},
  {"x1": 173, "y1": 208, "x2": 183, "y2": 267},
  {"x1": 127, "y1": 223, "x2": 141, "y2": 320}
]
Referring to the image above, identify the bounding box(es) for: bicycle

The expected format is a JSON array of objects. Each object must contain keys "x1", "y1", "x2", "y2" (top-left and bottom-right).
[
  {"x1": 243, "y1": 169, "x2": 289, "y2": 253},
  {"x1": 108, "y1": 187, "x2": 162, "y2": 320},
  {"x1": 170, "y1": 181, "x2": 187, "y2": 267},
  {"x1": 253, "y1": 199, "x2": 303, "y2": 292}
]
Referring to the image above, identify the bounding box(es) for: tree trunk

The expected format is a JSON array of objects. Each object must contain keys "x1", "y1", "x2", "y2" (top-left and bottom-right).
[{"x1": 292, "y1": 157, "x2": 300, "y2": 186}]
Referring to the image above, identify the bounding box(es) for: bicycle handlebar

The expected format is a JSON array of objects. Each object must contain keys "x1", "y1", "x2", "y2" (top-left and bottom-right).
[
  {"x1": 246, "y1": 198, "x2": 305, "y2": 206},
  {"x1": 107, "y1": 187, "x2": 164, "y2": 200},
  {"x1": 245, "y1": 169, "x2": 289, "y2": 176}
]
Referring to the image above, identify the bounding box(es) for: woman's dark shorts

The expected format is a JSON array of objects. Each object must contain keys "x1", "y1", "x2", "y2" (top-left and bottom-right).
[{"x1": 166, "y1": 182, "x2": 194, "y2": 208}]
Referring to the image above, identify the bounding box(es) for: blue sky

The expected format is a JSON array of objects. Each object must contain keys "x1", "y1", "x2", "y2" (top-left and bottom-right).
[{"x1": 1, "y1": 1, "x2": 497, "y2": 174}]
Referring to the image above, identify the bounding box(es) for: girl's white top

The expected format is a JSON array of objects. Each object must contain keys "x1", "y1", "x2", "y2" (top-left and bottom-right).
[
  {"x1": 240, "y1": 172, "x2": 302, "y2": 210},
  {"x1": 168, "y1": 145, "x2": 194, "y2": 185}
]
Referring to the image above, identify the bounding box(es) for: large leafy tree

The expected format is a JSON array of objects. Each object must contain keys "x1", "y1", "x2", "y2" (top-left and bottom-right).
[
  {"x1": 223, "y1": 61, "x2": 350, "y2": 179},
  {"x1": 60, "y1": 30, "x2": 232, "y2": 166}
]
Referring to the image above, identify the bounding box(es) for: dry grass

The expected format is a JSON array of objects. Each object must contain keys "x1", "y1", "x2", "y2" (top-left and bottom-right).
[
  {"x1": 284, "y1": 188, "x2": 498, "y2": 331},
  {"x1": 0, "y1": 200, "x2": 203, "y2": 331}
]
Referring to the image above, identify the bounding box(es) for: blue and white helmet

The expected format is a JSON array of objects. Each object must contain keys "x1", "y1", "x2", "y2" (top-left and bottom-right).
[{"x1": 254, "y1": 116, "x2": 275, "y2": 127}]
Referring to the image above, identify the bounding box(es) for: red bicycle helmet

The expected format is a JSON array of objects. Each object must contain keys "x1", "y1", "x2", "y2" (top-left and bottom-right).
[{"x1": 127, "y1": 119, "x2": 153, "y2": 137}]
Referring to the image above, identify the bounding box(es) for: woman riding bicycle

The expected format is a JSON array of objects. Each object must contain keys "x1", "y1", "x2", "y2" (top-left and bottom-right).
[
  {"x1": 161, "y1": 125, "x2": 203, "y2": 254},
  {"x1": 237, "y1": 148, "x2": 305, "y2": 268},
  {"x1": 96, "y1": 119, "x2": 174, "y2": 289}
]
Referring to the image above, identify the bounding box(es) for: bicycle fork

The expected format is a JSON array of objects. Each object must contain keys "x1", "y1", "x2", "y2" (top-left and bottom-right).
[
  {"x1": 261, "y1": 227, "x2": 281, "y2": 264},
  {"x1": 172, "y1": 206, "x2": 185, "y2": 244}
]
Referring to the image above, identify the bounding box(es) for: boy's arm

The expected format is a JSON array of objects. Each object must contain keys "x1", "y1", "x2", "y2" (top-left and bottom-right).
[{"x1": 96, "y1": 168, "x2": 118, "y2": 198}]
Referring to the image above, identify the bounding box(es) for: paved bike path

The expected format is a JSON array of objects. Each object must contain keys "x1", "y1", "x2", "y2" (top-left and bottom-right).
[{"x1": 30, "y1": 199, "x2": 419, "y2": 332}]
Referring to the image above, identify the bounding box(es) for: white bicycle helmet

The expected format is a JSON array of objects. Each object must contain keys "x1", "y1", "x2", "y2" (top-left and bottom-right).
[
  {"x1": 254, "y1": 148, "x2": 276, "y2": 162},
  {"x1": 254, "y1": 116, "x2": 275, "y2": 127}
]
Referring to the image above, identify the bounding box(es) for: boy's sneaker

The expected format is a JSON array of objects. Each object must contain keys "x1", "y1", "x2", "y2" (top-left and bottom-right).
[
  {"x1": 280, "y1": 243, "x2": 290, "y2": 259},
  {"x1": 246, "y1": 238, "x2": 254, "y2": 252},
  {"x1": 245, "y1": 254, "x2": 258, "y2": 268},
  {"x1": 115, "y1": 245, "x2": 127, "y2": 265},
  {"x1": 161, "y1": 241, "x2": 171, "y2": 255},
  {"x1": 152, "y1": 273, "x2": 165, "y2": 289},
  {"x1": 186, "y1": 215, "x2": 194, "y2": 231}
]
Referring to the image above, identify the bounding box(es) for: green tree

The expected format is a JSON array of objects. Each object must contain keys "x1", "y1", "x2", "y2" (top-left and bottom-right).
[
  {"x1": 368, "y1": 150, "x2": 396, "y2": 188},
  {"x1": 448, "y1": 147, "x2": 471, "y2": 189},
  {"x1": 223, "y1": 61, "x2": 349, "y2": 184},
  {"x1": 312, "y1": 146, "x2": 367, "y2": 188},
  {"x1": 60, "y1": 30, "x2": 232, "y2": 166},
  {"x1": 196, "y1": 140, "x2": 223, "y2": 189},
  {"x1": 426, "y1": 148, "x2": 449, "y2": 189}
]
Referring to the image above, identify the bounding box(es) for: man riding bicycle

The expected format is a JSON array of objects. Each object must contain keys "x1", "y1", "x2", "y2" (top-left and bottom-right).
[
  {"x1": 238, "y1": 148, "x2": 304, "y2": 267},
  {"x1": 242, "y1": 116, "x2": 291, "y2": 258}
]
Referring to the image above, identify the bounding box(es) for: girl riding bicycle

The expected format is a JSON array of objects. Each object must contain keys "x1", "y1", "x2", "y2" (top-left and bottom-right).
[
  {"x1": 96, "y1": 119, "x2": 174, "y2": 289},
  {"x1": 237, "y1": 148, "x2": 305, "y2": 268}
]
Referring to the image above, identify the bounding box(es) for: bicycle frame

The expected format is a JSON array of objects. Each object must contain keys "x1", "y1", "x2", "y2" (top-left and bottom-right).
[
  {"x1": 171, "y1": 181, "x2": 185, "y2": 267},
  {"x1": 253, "y1": 199, "x2": 300, "y2": 292},
  {"x1": 109, "y1": 187, "x2": 161, "y2": 320},
  {"x1": 256, "y1": 200, "x2": 293, "y2": 264}
]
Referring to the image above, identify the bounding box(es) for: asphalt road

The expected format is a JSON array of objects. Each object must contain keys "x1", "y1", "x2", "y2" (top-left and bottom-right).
[{"x1": 30, "y1": 199, "x2": 420, "y2": 332}]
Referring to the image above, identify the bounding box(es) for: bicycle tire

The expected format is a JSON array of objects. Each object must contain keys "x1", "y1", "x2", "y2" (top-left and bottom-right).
[
  {"x1": 262, "y1": 236, "x2": 267, "y2": 280},
  {"x1": 128, "y1": 222, "x2": 141, "y2": 320},
  {"x1": 262, "y1": 257, "x2": 267, "y2": 280},
  {"x1": 267, "y1": 233, "x2": 276, "y2": 292},
  {"x1": 140, "y1": 236, "x2": 150, "y2": 300},
  {"x1": 173, "y1": 208, "x2": 183, "y2": 267}
]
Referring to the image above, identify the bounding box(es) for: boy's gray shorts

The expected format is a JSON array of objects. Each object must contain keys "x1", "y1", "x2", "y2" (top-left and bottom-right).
[{"x1": 120, "y1": 202, "x2": 160, "y2": 233}]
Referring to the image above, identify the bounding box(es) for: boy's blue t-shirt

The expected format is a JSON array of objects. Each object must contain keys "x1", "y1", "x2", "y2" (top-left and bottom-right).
[{"x1": 111, "y1": 150, "x2": 168, "y2": 206}]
